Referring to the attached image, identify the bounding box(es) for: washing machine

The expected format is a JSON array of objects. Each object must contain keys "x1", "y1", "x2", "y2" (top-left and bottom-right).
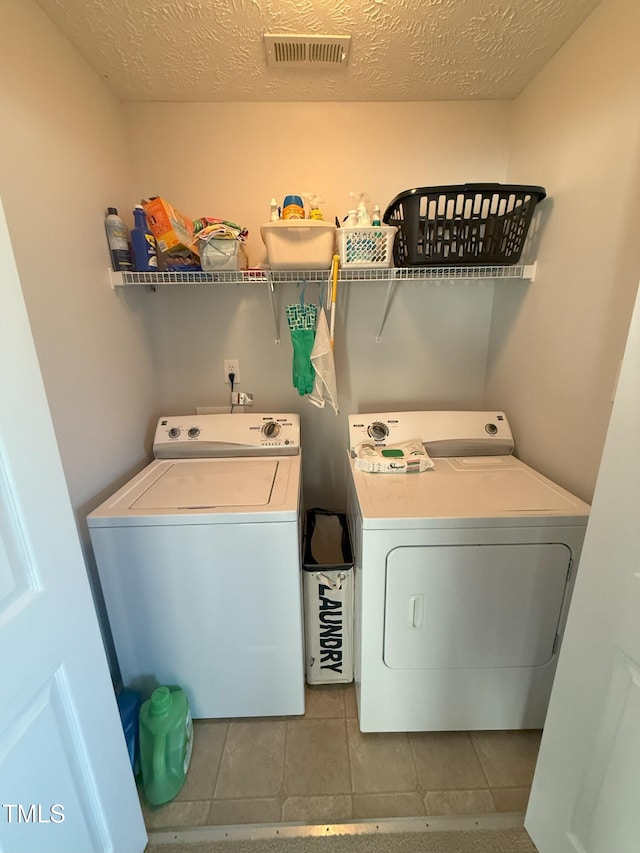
[
  {"x1": 346, "y1": 411, "x2": 590, "y2": 732},
  {"x1": 88, "y1": 413, "x2": 305, "y2": 719}
]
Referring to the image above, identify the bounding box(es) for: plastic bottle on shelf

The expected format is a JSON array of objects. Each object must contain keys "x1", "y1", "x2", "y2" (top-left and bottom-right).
[
  {"x1": 357, "y1": 201, "x2": 371, "y2": 227},
  {"x1": 139, "y1": 685, "x2": 193, "y2": 806},
  {"x1": 105, "y1": 207, "x2": 132, "y2": 271},
  {"x1": 371, "y1": 205, "x2": 383, "y2": 251},
  {"x1": 350, "y1": 191, "x2": 371, "y2": 227},
  {"x1": 304, "y1": 193, "x2": 324, "y2": 221},
  {"x1": 131, "y1": 205, "x2": 158, "y2": 271},
  {"x1": 270, "y1": 198, "x2": 279, "y2": 221},
  {"x1": 282, "y1": 194, "x2": 305, "y2": 220},
  {"x1": 342, "y1": 210, "x2": 359, "y2": 263}
]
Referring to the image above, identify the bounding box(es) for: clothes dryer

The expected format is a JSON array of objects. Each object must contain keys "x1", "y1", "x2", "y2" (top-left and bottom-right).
[
  {"x1": 88, "y1": 413, "x2": 304, "y2": 719},
  {"x1": 346, "y1": 411, "x2": 590, "y2": 732}
]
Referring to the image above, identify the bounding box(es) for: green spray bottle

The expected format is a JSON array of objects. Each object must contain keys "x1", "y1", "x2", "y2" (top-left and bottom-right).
[{"x1": 139, "y1": 686, "x2": 193, "y2": 805}]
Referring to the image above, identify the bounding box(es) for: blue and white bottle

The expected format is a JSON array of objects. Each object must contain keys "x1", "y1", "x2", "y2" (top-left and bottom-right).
[{"x1": 131, "y1": 205, "x2": 158, "y2": 271}]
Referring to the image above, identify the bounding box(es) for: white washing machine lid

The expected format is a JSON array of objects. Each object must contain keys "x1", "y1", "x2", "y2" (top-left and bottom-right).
[
  {"x1": 349, "y1": 453, "x2": 590, "y2": 530},
  {"x1": 131, "y1": 459, "x2": 278, "y2": 509},
  {"x1": 88, "y1": 455, "x2": 300, "y2": 527}
]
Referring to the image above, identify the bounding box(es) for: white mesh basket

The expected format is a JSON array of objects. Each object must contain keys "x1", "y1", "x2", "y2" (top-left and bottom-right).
[{"x1": 337, "y1": 225, "x2": 396, "y2": 268}]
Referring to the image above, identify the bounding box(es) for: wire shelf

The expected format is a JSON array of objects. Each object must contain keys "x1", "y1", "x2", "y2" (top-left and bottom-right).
[
  {"x1": 391, "y1": 264, "x2": 532, "y2": 281},
  {"x1": 110, "y1": 264, "x2": 535, "y2": 288},
  {"x1": 111, "y1": 269, "x2": 269, "y2": 285},
  {"x1": 109, "y1": 263, "x2": 536, "y2": 344}
]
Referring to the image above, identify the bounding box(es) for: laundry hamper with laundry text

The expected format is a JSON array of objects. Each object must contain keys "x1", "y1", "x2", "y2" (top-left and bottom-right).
[{"x1": 302, "y1": 509, "x2": 354, "y2": 684}]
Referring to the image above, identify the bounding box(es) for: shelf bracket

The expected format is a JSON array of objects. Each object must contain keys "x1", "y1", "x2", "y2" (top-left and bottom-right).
[
  {"x1": 109, "y1": 269, "x2": 123, "y2": 290},
  {"x1": 375, "y1": 270, "x2": 398, "y2": 342},
  {"x1": 266, "y1": 273, "x2": 281, "y2": 344}
]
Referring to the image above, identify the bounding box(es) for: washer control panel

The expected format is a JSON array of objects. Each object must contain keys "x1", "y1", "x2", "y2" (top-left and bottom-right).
[
  {"x1": 349, "y1": 411, "x2": 514, "y2": 458},
  {"x1": 153, "y1": 413, "x2": 300, "y2": 458}
]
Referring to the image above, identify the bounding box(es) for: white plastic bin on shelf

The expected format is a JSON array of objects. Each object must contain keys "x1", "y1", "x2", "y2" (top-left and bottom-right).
[
  {"x1": 337, "y1": 225, "x2": 396, "y2": 268},
  {"x1": 261, "y1": 220, "x2": 336, "y2": 270},
  {"x1": 302, "y1": 509, "x2": 353, "y2": 685}
]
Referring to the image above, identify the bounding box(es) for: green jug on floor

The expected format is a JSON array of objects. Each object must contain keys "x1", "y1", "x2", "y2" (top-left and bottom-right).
[{"x1": 139, "y1": 685, "x2": 193, "y2": 805}]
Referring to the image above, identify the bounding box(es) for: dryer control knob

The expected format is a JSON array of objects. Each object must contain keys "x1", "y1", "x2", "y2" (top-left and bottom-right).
[
  {"x1": 368, "y1": 421, "x2": 389, "y2": 441},
  {"x1": 188, "y1": 427, "x2": 200, "y2": 439},
  {"x1": 485, "y1": 423, "x2": 498, "y2": 435},
  {"x1": 262, "y1": 421, "x2": 280, "y2": 439},
  {"x1": 168, "y1": 427, "x2": 181, "y2": 439}
]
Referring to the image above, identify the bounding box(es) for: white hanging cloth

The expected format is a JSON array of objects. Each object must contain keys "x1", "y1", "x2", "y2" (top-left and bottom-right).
[{"x1": 308, "y1": 306, "x2": 339, "y2": 414}]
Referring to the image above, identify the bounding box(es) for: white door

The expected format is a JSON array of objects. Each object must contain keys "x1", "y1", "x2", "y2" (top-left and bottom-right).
[
  {"x1": 525, "y1": 284, "x2": 640, "y2": 852},
  {"x1": 0, "y1": 199, "x2": 147, "y2": 853}
]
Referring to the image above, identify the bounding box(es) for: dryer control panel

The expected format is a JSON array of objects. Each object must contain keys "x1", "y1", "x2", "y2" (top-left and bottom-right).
[
  {"x1": 348, "y1": 411, "x2": 515, "y2": 457},
  {"x1": 153, "y1": 413, "x2": 300, "y2": 458}
]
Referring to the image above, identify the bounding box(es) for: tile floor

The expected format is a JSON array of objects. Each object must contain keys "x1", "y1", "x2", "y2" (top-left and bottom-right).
[{"x1": 141, "y1": 682, "x2": 541, "y2": 830}]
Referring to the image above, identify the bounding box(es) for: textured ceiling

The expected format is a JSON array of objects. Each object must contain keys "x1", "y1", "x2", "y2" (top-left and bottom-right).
[{"x1": 36, "y1": 0, "x2": 601, "y2": 102}]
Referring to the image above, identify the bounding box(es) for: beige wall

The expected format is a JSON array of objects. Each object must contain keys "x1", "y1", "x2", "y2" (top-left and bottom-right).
[
  {"x1": 125, "y1": 101, "x2": 510, "y2": 508},
  {"x1": 2, "y1": 0, "x2": 638, "y2": 526},
  {"x1": 486, "y1": 0, "x2": 640, "y2": 501},
  {"x1": 124, "y1": 101, "x2": 510, "y2": 270},
  {"x1": 0, "y1": 0, "x2": 161, "y2": 663},
  {"x1": 0, "y1": 0, "x2": 160, "y2": 512}
]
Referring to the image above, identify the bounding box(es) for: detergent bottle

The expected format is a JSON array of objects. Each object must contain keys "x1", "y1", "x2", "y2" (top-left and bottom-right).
[
  {"x1": 117, "y1": 689, "x2": 142, "y2": 773},
  {"x1": 139, "y1": 686, "x2": 193, "y2": 805},
  {"x1": 282, "y1": 194, "x2": 305, "y2": 220},
  {"x1": 131, "y1": 205, "x2": 158, "y2": 271}
]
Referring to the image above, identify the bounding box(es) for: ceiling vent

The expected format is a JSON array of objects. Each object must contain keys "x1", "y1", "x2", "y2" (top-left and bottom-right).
[{"x1": 264, "y1": 34, "x2": 351, "y2": 68}]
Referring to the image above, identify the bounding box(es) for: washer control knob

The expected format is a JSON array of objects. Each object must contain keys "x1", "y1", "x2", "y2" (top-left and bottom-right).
[
  {"x1": 262, "y1": 421, "x2": 280, "y2": 439},
  {"x1": 368, "y1": 421, "x2": 389, "y2": 441},
  {"x1": 168, "y1": 427, "x2": 181, "y2": 439},
  {"x1": 188, "y1": 427, "x2": 200, "y2": 439},
  {"x1": 485, "y1": 422, "x2": 498, "y2": 435}
]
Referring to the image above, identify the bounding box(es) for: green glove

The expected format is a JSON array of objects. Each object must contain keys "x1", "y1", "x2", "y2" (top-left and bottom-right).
[{"x1": 290, "y1": 328, "x2": 316, "y2": 396}]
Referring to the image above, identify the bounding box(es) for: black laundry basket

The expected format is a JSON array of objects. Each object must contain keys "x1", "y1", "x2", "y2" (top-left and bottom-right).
[
  {"x1": 302, "y1": 509, "x2": 353, "y2": 685},
  {"x1": 383, "y1": 183, "x2": 546, "y2": 267}
]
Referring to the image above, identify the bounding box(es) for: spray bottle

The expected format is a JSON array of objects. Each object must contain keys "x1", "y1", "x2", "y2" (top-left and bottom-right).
[
  {"x1": 303, "y1": 193, "x2": 324, "y2": 221},
  {"x1": 350, "y1": 191, "x2": 371, "y2": 227},
  {"x1": 269, "y1": 198, "x2": 280, "y2": 221}
]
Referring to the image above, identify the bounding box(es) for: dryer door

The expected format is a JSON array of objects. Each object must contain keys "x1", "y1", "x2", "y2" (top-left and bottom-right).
[{"x1": 384, "y1": 543, "x2": 571, "y2": 670}]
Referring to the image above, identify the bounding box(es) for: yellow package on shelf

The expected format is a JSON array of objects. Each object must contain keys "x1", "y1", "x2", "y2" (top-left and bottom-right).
[{"x1": 143, "y1": 197, "x2": 198, "y2": 256}]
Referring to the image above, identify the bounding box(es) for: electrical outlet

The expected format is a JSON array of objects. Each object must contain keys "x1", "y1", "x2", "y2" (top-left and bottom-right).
[{"x1": 224, "y1": 359, "x2": 240, "y2": 384}]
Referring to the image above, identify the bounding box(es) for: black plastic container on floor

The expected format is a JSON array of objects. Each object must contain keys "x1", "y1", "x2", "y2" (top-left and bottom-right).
[{"x1": 383, "y1": 183, "x2": 546, "y2": 267}]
